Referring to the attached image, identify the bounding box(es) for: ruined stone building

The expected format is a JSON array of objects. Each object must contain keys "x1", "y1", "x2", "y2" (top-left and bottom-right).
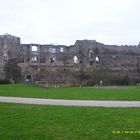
[{"x1": 0, "y1": 34, "x2": 140, "y2": 86}]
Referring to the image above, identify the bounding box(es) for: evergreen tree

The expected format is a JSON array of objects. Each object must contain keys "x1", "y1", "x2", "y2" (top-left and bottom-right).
[{"x1": 4, "y1": 58, "x2": 21, "y2": 83}]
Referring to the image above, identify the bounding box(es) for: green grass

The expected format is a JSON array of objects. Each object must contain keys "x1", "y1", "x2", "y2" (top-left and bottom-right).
[
  {"x1": 0, "y1": 84, "x2": 140, "y2": 100},
  {"x1": 0, "y1": 103, "x2": 140, "y2": 140}
]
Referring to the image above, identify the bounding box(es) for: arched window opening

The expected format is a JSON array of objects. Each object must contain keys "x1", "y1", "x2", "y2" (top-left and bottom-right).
[
  {"x1": 31, "y1": 46, "x2": 38, "y2": 51},
  {"x1": 25, "y1": 75, "x2": 32, "y2": 82},
  {"x1": 95, "y1": 56, "x2": 100, "y2": 64},
  {"x1": 74, "y1": 56, "x2": 78, "y2": 64}
]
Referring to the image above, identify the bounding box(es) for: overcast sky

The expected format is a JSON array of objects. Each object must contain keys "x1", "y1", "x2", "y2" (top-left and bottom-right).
[{"x1": 0, "y1": 0, "x2": 140, "y2": 45}]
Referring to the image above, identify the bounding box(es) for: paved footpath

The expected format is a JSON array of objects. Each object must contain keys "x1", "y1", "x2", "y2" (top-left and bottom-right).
[{"x1": 0, "y1": 96, "x2": 140, "y2": 107}]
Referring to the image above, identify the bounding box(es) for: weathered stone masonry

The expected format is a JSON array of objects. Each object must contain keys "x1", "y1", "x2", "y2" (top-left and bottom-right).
[{"x1": 1, "y1": 34, "x2": 140, "y2": 86}]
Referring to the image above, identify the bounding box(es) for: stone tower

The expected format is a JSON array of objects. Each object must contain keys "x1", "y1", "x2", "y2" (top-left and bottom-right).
[{"x1": 0, "y1": 34, "x2": 20, "y2": 79}]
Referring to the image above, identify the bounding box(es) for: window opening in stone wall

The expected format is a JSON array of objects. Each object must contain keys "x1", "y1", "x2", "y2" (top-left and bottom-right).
[
  {"x1": 60, "y1": 47, "x2": 64, "y2": 52},
  {"x1": 89, "y1": 50, "x2": 94, "y2": 59},
  {"x1": 31, "y1": 56, "x2": 38, "y2": 62},
  {"x1": 79, "y1": 59, "x2": 82, "y2": 64},
  {"x1": 49, "y1": 48, "x2": 56, "y2": 53},
  {"x1": 3, "y1": 56, "x2": 8, "y2": 62},
  {"x1": 50, "y1": 55, "x2": 55, "y2": 63},
  {"x1": 26, "y1": 75, "x2": 32, "y2": 82},
  {"x1": 74, "y1": 56, "x2": 78, "y2": 64},
  {"x1": 95, "y1": 56, "x2": 100, "y2": 64},
  {"x1": 31, "y1": 46, "x2": 38, "y2": 51}
]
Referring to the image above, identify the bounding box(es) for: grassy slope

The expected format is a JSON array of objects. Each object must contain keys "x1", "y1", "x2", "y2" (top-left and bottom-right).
[
  {"x1": 0, "y1": 103, "x2": 140, "y2": 140},
  {"x1": 0, "y1": 84, "x2": 140, "y2": 100}
]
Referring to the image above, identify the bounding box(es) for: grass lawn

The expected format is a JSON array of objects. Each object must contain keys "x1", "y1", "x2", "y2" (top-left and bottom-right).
[
  {"x1": 0, "y1": 84, "x2": 140, "y2": 101},
  {"x1": 0, "y1": 103, "x2": 140, "y2": 140}
]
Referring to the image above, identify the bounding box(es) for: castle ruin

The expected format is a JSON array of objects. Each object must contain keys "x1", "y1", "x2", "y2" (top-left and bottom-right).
[{"x1": 1, "y1": 34, "x2": 140, "y2": 86}]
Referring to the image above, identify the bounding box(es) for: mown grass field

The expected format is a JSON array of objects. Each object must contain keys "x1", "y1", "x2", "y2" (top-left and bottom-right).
[
  {"x1": 0, "y1": 84, "x2": 140, "y2": 100},
  {"x1": 0, "y1": 103, "x2": 140, "y2": 140}
]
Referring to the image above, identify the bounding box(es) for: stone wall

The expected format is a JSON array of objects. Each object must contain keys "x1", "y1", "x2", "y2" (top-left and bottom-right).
[{"x1": 1, "y1": 34, "x2": 140, "y2": 86}]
